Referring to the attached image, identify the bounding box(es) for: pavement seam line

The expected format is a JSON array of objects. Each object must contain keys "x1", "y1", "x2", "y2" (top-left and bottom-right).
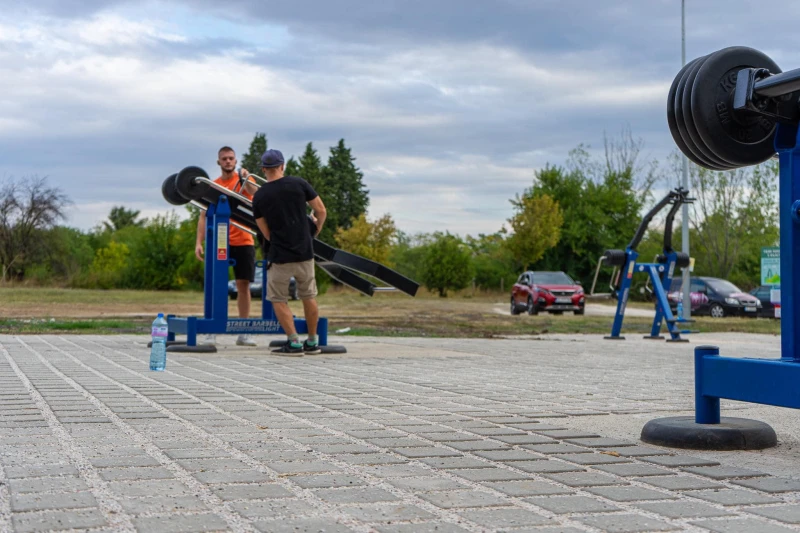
[{"x1": 1, "y1": 341, "x2": 137, "y2": 533}]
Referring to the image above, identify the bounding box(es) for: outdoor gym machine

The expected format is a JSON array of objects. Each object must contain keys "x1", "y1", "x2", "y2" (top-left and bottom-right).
[
  {"x1": 642, "y1": 46, "x2": 800, "y2": 449},
  {"x1": 591, "y1": 188, "x2": 694, "y2": 342},
  {"x1": 158, "y1": 166, "x2": 419, "y2": 354}
]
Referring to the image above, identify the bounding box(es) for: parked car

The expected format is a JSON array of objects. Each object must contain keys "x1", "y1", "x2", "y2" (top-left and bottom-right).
[
  {"x1": 511, "y1": 271, "x2": 585, "y2": 316},
  {"x1": 749, "y1": 285, "x2": 779, "y2": 318},
  {"x1": 667, "y1": 276, "x2": 761, "y2": 318},
  {"x1": 228, "y1": 265, "x2": 298, "y2": 301}
]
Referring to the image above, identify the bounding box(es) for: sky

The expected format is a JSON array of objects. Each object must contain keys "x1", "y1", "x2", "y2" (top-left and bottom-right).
[{"x1": 1, "y1": 0, "x2": 797, "y2": 236}]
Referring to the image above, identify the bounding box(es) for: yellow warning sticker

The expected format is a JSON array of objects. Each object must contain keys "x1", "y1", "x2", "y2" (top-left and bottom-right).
[{"x1": 217, "y1": 224, "x2": 228, "y2": 260}]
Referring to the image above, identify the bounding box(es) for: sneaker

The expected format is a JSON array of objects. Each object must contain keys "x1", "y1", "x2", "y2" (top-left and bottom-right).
[
  {"x1": 199, "y1": 334, "x2": 216, "y2": 346},
  {"x1": 271, "y1": 342, "x2": 304, "y2": 356},
  {"x1": 236, "y1": 334, "x2": 257, "y2": 347},
  {"x1": 303, "y1": 340, "x2": 322, "y2": 355}
]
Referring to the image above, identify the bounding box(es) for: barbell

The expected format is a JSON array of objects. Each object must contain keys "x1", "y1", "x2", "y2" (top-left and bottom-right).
[{"x1": 668, "y1": 46, "x2": 800, "y2": 170}]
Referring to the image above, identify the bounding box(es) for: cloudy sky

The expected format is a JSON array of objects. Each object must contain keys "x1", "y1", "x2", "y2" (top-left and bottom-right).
[{"x1": 1, "y1": 1, "x2": 796, "y2": 236}]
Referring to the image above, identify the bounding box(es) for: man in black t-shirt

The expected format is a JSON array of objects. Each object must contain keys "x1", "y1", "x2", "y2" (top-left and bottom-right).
[{"x1": 252, "y1": 149, "x2": 328, "y2": 355}]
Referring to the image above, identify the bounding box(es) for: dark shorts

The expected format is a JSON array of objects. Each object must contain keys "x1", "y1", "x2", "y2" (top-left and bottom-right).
[{"x1": 230, "y1": 245, "x2": 255, "y2": 282}]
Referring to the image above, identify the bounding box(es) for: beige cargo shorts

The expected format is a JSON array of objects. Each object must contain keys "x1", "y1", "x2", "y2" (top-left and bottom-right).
[{"x1": 267, "y1": 259, "x2": 317, "y2": 303}]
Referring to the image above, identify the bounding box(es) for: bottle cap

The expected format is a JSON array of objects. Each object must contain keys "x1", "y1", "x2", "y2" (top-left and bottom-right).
[{"x1": 157, "y1": 313, "x2": 164, "y2": 318}]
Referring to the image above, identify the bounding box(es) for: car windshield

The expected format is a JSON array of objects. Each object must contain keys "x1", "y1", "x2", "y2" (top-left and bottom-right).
[
  {"x1": 707, "y1": 279, "x2": 742, "y2": 294},
  {"x1": 534, "y1": 272, "x2": 574, "y2": 285}
]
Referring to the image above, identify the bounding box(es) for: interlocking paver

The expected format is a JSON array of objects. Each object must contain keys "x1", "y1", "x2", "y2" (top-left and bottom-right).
[
  {"x1": 634, "y1": 501, "x2": 733, "y2": 519},
  {"x1": 748, "y1": 505, "x2": 800, "y2": 524},
  {"x1": 578, "y1": 513, "x2": 680, "y2": 532},
  {"x1": 687, "y1": 489, "x2": 779, "y2": 506},
  {"x1": 585, "y1": 485, "x2": 677, "y2": 502},
  {"x1": 10, "y1": 491, "x2": 98, "y2": 512},
  {"x1": 690, "y1": 518, "x2": 797, "y2": 533},
  {"x1": 210, "y1": 483, "x2": 293, "y2": 500},
  {"x1": 417, "y1": 490, "x2": 511, "y2": 509},
  {"x1": 11, "y1": 509, "x2": 107, "y2": 533},
  {"x1": 528, "y1": 495, "x2": 620, "y2": 514},
  {"x1": 483, "y1": 480, "x2": 572, "y2": 497},
  {"x1": 459, "y1": 507, "x2": 553, "y2": 527},
  {"x1": 732, "y1": 477, "x2": 800, "y2": 493},
  {"x1": 636, "y1": 475, "x2": 725, "y2": 490},
  {"x1": 132, "y1": 513, "x2": 230, "y2": 533},
  {"x1": 683, "y1": 466, "x2": 770, "y2": 480},
  {"x1": 253, "y1": 519, "x2": 355, "y2": 533}
]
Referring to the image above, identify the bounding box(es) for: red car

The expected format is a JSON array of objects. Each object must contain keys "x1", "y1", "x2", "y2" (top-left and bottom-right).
[{"x1": 511, "y1": 271, "x2": 585, "y2": 316}]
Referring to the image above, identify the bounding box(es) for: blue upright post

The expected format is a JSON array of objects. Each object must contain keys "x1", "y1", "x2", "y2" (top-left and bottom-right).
[
  {"x1": 606, "y1": 249, "x2": 638, "y2": 339},
  {"x1": 695, "y1": 346, "x2": 721, "y2": 424},
  {"x1": 203, "y1": 203, "x2": 216, "y2": 320},
  {"x1": 775, "y1": 123, "x2": 800, "y2": 362}
]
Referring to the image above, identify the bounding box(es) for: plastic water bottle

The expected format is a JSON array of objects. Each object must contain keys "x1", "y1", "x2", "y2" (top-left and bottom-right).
[
  {"x1": 677, "y1": 300, "x2": 684, "y2": 320},
  {"x1": 149, "y1": 314, "x2": 168, "y2": 371}
]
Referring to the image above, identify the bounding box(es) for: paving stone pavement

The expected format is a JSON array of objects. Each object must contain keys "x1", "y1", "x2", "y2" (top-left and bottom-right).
[{"x1": 0, "y1": 333, "x2": 798, "y2": 533}]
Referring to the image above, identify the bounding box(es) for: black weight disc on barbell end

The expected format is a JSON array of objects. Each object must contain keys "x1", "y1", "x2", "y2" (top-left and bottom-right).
[
  {"x1": 673, "y1": 55, "x2": 728, "y2": 170},
  {"x1": 175, "y1": 166, "x2": 211, "y2": 201},
  {"x1": 681, "y1": 57, "x2": 737, "y2": 170},
  {"x1": 162, "y1": 173, "x2": 189, "y2": 206},
  {"x1": 668, "y1": 57, "x2": 707, "y2": 167},
  {"x1": 691, "y1": 46, "x2": 781, "y2": 168}
]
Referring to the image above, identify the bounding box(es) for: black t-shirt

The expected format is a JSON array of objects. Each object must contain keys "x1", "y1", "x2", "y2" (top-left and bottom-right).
[{"x1": 251, "y1": 175, "x2": 318, "y2": 263}]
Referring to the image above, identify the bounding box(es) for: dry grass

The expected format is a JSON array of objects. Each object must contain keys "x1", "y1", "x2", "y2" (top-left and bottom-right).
[{"x1": 0, "y1": 286, "x2": 781, "y2": 337}]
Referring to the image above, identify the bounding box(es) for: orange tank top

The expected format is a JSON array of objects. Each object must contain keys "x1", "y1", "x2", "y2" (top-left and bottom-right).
[{"x1": 214, "y1": 172, "x2": 255, "y2": 247}]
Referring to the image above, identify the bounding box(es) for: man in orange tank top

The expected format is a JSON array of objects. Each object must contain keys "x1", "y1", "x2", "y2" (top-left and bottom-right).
[{"x1": 195, "y1": 146, "x2": 258, "y2": 347}]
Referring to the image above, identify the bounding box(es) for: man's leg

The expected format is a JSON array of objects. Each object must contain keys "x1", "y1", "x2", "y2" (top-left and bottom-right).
[
  {"x1": 235, "y1": 280, "x2": 251, "y2": 318},
  {"x1": 267, "y1": 263, "x2": 302, "y2": 354},
  {"x1": 301, "y1": 298, "x2": 319, "y2": 337},
  {"x1": 272, "y1": 301, "x2": 297, "y2": 336}
]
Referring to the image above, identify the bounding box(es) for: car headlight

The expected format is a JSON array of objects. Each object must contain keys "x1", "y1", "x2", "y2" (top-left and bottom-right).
[
  {"x1": 539, "y1": 289, "x2": 552, "y2": 296},
  {"x1": 725, "y1": 298, "x2": 739, "y2": 305},
  {"x1": 756, "y1": 301, "x2": 763, "y2": 307}
]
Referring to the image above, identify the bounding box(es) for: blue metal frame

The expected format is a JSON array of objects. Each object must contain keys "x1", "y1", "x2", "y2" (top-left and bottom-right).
[
  {"x1": 607, "y1": 251, "x2": 689, "y2": 342},
  {"x1": 166, "y1": 194, "x2": 328, "y2": 347},
  {"x1": 694, "y1": 122, "x2": 800, "y2": 422}
]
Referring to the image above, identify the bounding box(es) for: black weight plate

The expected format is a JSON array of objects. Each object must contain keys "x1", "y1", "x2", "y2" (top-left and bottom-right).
[
  {"x1": 175, "y1": 166, "x2": 211, "y2": 201},
  {"x1": 691, "y1": 46, "x2": 780, "y2": 168},
  {"x1": 673, "y1": 55, "x2": 727, "y2": 170},
  {"x1": 682, "y1": 58, "x2": 737, "y2": 169},
  {"x1": 668, "y1": 57, "x2": 708, "y2": 167},
  {"x1": 161, "y1": 173, "x2": 189, "y2": 205}
]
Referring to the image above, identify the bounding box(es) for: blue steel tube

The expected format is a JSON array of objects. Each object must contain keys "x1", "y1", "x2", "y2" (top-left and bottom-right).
[
  {"x1": 695, "y1": 345, "x2": 721, "y2": 424},
  {"x1": 775, "y1": 124, "x2": 800, "y2": 362}
]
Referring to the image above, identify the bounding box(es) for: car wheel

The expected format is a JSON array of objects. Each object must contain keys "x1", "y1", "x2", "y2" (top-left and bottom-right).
[
  {"x1": 709, "y1": 303, "x2": 725, "y2": 318},
  {"x1": 574, "y1": 309, "x2": 585, "y2": 316},
  {"x1": 526, "y1": 296, "x2": 538, "y2": 315},
  {"x1": 510, "y1": 297, "x2": 520, "y2": 315},
  {"x1": 229, "y1": 294, "x2": 237, "y2": 301}
]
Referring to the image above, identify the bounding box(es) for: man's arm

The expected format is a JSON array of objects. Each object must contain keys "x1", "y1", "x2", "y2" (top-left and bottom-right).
[
  {"x1": 195, "y1": 210, "x2": 206, "y2": 261},
  {"x1": 308, "y1": 196, "x2": 327, "y2": 237},
  {"x1": 255, "y1": 217, "x2": 270, "y2": 241}
]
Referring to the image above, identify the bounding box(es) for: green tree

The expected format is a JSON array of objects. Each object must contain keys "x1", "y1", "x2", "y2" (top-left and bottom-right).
[
  {"x1": 123, "y1": 213, "x2": 185, "y2": 290},
  {"x1": 389, "y1": 232, "x2": 431, "y2": 284},
  {"x1": 241, "y1": 132, "x2": 267, "y2": 174},
  {"x1": 421, "y1": 232, "x2": 474, "y2": 297},
  {"x1": 531, "y1": 131, "x2": 655, "y2": 284},
  {"x1": 297, "y1": 142, "x2": 325, "y2": 193},
  {"x1": 335, "y1": 213, "x2": 397, "y2": 266},
  {"x1": 686, "y1": 157, "x2": 778, "y2": 287},
  {"x1": 284, "y1": 156, "x2": 300, "y2": 177},
  {"x1": 89, "y1": 241, "x2": 130, "y2": 289},
  {"x1": 103, "y1": 206, "x2": 144, "y2": 232},
  {"x1": 504, "y1": 193, "x2": 563, "y2": 270},
  {"x1": 322, "y1": 139, "x2": 369, "y2": 243},
  {"x1": 466, "y1": 232, "x2": 518, "y2": 291}
]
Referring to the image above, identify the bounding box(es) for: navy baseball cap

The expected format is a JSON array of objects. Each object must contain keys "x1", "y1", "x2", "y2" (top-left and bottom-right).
[{"x1": 260, "y1": 149, "x2": 284, "y2": 168}]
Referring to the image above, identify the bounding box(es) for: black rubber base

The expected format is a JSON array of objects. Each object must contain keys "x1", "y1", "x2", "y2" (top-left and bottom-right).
[
  {"x1": 604, "y1": 336, "x2": 625, "y2": 340},
  {"x1": 641, "y1": 416, "x2": 777, "y2": 450},
  {"x1": 166, "y1": 344, "x2": 218, "y2": 353},
  {"x1": 269, "y1": 340, "x2": 347, "y2": 354},
  {"x1": 666, "y1": 338, "x2": 690, "y2": 343},
  {"x1": 643, "y1": 336, "x2": 666, "y2": 340}
]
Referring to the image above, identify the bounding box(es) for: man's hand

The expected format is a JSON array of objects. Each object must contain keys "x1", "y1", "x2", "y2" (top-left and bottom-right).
[
  {"x1": 195, "y1": 243, "x2": 204, "y2": 262},
  {"x1": 310, "y1": 212, "x2": 321, "y2": 236}
]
